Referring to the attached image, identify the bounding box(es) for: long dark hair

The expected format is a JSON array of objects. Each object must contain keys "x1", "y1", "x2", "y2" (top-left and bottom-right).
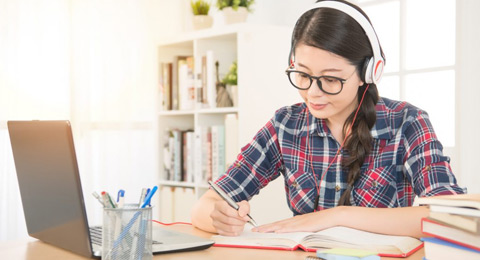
[{"x1": 292, "y1": 0, "x2": 383, "y2": 205}]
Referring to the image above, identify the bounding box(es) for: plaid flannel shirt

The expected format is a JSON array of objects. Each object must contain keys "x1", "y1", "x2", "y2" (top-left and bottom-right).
[{"x1": 215, "y1": 97, "x2": 464, "y2": 215}]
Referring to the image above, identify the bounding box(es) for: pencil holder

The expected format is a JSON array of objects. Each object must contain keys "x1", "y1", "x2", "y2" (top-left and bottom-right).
[{"x1": 102, "y1": 204, "x2": 153, "y2": 260}]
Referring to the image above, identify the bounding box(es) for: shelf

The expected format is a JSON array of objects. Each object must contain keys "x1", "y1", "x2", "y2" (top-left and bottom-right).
[
  {"x1": 197, "y1": 107, "x2": 238, "y2": 114},
  {"x1": 158, "y1": 110, "x2": 195, "y2": 116},
  {"x1": 158, "y1": 107, "x2": 238, "y2": 116},
  {"x1": 158, "y1": 24, "x2": 257, "y2": 47},
  {"x1": 158, "y1": 180, "x2": 209, "y2": 189}
]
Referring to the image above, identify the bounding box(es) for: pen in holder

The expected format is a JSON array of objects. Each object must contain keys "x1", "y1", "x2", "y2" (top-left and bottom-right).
[{"x1": 102, "y1": 204, "x2": 153, "y2": 260}]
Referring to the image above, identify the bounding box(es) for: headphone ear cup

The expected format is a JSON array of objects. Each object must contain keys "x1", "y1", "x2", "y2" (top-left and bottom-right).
[{"x1": 362, "y1": 57, "x2": 374, "y2": 84}]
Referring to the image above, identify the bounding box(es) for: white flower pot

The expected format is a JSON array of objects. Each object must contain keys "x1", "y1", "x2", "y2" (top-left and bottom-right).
[
  {"x1": 222, "y1": 7, "x2": 248, "y2": 24},
  {"x1": 192, "y1": 15, "x2": 213, "y2": 30},
  {"x1": 226, "y1": 85, "x2": 238, "y2": 107}
]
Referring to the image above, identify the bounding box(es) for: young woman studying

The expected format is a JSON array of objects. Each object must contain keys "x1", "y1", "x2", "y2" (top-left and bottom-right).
[{"x1": 191, "y1": 0, "x2": 464, "y2": 238}]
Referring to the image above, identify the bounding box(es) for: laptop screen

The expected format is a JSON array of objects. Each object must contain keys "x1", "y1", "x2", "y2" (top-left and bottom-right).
[{"x1": 8, "y1": 120, "x2": 94, "y2": 258}]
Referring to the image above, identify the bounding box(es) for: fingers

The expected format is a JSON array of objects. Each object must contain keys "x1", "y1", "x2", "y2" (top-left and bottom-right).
[
  {"x1": 237, "y1": 200, "x2": 252, "y2": 219},
  {"x1": 211, "y1": 200, "x2": 249, "y2": 236}
]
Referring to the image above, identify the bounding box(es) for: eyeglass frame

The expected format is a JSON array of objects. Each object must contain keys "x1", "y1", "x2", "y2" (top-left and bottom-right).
[{"x1": 285, "y1": 68, "x2": 357, "y2": 95}]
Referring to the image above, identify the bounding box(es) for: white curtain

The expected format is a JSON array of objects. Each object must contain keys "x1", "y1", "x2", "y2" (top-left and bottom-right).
[{"x1": 0, "y1": 0, "x2": 158, "y2": 241}]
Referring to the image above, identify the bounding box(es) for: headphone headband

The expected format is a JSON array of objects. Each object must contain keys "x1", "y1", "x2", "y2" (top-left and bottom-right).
[{"x1": 293, "y1": 1, "x2": 385, "y2": 84}]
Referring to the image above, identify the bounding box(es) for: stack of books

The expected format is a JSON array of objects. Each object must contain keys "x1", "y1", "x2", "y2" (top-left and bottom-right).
[{"x1": 417, "y1": 194, "x2": 480, "y2": 259}]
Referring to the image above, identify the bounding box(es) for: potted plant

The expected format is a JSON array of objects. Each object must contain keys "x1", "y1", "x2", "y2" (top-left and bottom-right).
[
  {"x1": 217, "y1": 0, "x2": 255, "y2": 24},
  {"x1": 222, "y1": 61, "x2": 238, "y2": 107},
  {"x1": 191, "y1": 0, "x2": 213, "y2": 30}
]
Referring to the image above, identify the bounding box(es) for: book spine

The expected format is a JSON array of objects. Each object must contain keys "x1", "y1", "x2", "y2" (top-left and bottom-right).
[
  {"x1": 194, "y1": 127, "x2": 203, "y2": 184},
  {"x1": 205, "y1": 50, "x2": 216, "y2": 109},
  {"x1": 224, "y1": 114, "x2": 238, "y2": 169},
  {"x1": 217, "y1": 125, "x2": 225, "y2": 178},
  {"x1": 211, "y1": 125, "x2": 219, "y2": 181}
]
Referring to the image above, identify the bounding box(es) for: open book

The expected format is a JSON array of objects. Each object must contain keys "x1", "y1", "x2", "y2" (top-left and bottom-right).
[{"x1": 213, "y1": 226, "x2": 423, "y2": 258}]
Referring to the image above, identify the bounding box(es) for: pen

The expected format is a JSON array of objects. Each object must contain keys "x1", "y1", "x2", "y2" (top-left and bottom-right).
[
  {"x1": 208, "y1": 181, "x2": 258, "y2": 227},
  {"x1": 145, "y1": 188, "x2": 151, "y2": 206},
  {"x1": 141, "y1": 186, "x2": 158, "y2": 208},
  {"x1": 117, "y1": 189, "x2": 125, "y2": 208},
  {"x1": 138, "y1": 188, "x2": 147, "y2": 207},
  {"x1": 92, "y1": 191, "x2": 106, "y2": 207}
]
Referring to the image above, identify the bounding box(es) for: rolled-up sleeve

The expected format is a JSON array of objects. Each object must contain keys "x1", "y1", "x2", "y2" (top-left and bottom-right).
[
  {"x1": 215, "y1": 117, "x2": 284, "y2": 202},
  {"x1": 403, "y1": 111, "x2": 464, "y2": 197}
]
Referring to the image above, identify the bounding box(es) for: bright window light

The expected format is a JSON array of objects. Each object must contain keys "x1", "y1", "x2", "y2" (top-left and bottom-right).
[
  {"x1": 405, "y1": 70, "x2": 455, "y2": 147},
  {"x1": 406, "y1": 0, "x2": 455, "y2": 70}
]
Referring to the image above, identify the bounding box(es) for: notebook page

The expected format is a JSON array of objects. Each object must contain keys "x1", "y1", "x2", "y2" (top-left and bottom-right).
[{"x1": 301, "y1": 226, "x2": 421, "y2": 254}]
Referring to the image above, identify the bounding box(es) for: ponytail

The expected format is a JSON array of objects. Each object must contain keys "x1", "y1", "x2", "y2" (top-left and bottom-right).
[{"x1": 337, "y1": 83, "x2": 379, "y2": 205}]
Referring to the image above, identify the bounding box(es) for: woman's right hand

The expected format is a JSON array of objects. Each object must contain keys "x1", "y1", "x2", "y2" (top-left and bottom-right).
[{"x1": 210, "y1": 199, "x2": 252, "y2": 236}]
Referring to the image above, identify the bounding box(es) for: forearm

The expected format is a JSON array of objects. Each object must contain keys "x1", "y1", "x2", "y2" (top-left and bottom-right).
[{"x1": 333, "y1": 205, "x2": 429, "y2": 238}]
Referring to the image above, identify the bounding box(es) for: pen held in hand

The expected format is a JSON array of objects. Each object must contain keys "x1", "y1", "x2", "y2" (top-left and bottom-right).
[{"x1": 208, "y1": 181, "x2": 258, "y2": 227}]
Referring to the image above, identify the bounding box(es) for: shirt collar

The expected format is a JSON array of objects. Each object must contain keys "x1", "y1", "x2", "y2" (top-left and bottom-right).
[{"x1": 298, "y1": 98, "x2": 393, "y2": 140}]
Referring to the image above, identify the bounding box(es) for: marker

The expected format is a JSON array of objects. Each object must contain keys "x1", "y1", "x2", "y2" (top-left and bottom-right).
[
  {"x1": 140, "y1": 186, "x2": 158, "y2": 208},
  {"x1": 101, "y1": 192, "x2": 110, "y2": 208},
  {"x1": 208, "y1": 181, "x2": 258, "y2": 227},
  {"x1": 102, "y1": 191, "x2": 117, "y2": 208}
]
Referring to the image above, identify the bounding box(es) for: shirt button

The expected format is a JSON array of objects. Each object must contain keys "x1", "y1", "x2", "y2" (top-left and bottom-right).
[
  {"x1": 235, "y1": 162, "x2": 241, "y2": 168},
  {"x1": 424, "y1": 165, "x2": 432, "y2": 171},
  {"x1": 292, "y1": 181, "x2": 299, "y2": 189},
  {"x1": 335, "y1": 185, "x2": 340, "y2": 192},
  {"x1": 372, "y1": 181, "x2": 378, "y2": 187}
]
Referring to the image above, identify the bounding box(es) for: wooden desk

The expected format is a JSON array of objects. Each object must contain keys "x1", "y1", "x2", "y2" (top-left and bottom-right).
[{"x1": 0, "y1": 225, "x2": 424, "y2": 260}]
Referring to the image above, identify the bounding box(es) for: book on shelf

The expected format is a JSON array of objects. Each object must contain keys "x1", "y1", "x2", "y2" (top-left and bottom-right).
[
  {"x1": 224, "y1": 113, "x2": 239, "y2": 168},
  {"x1": 205, "y1": 50, "x2": 216, "y2": 109},
  {"x1": 211, "y1": 125, "x2": 225, "y2": 181},
  {"x1": 421, "y1": 237, "x2": 480, "y2": 260},
  {"x1": 171, "y1": 55, "x2": 189, "y2": 110},
  {"x1": 163, "y1": 130, "x2": 174, "y2": 181},
  {"x1": 213, "y1": 226, "x2": 423, "y2": 257},
  {"x1": 182, "y1": 130, "x2": 195, "y2": 183},
  {"x1": 163, "y1": 129, "x2": 195, "y2": 182},
  {"x1": 178, "y1": 56, "x2": 195, "y2": 111},
  {"x1": 421, "y1": 217, "x2": 480, "y2": 251},
  {"x1": 159, "y1": 62, "x2": 173, "y2": 111}
]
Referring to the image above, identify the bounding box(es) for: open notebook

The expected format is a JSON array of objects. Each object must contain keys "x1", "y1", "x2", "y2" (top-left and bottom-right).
[{"x1": 213, "y1": 226, "x2": 423, "y2": 258}]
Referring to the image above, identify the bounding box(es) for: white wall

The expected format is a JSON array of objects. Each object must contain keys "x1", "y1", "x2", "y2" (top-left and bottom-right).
[{"x1": 456, "y1": 0, "x2": 480, "y2": 192}]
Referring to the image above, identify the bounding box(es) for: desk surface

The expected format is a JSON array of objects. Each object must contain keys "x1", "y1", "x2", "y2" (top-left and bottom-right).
[{"x1": 1, "y1": 225, "x2": 424, "y2": 260}]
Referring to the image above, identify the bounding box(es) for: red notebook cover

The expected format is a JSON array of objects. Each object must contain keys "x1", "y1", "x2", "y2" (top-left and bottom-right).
[{"x1": 214, "y1": 240, "x2": 423, "y2": 257}]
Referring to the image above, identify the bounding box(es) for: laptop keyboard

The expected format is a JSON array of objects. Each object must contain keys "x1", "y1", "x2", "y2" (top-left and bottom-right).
[
  {"x1": 89, "y1": 226, "x2": 103, "y2": 246},
  {"x1": 89, "y1": 226, "x2": 163, "y2": 246}
]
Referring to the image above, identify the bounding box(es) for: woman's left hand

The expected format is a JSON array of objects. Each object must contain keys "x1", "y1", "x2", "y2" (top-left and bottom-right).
[{"x1": 252, "y1": 206, "x2": 344, "y2": 233}]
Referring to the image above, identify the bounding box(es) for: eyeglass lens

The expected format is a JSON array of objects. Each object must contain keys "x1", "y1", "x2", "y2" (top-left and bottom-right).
[{"x1": 288, "y1": 71, "x2": 343, "y2": 94}]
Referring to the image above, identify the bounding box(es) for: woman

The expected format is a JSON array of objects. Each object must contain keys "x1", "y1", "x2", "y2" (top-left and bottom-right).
[{"x1": 191, "y1": 0, "x2": 464, "y2": 238}]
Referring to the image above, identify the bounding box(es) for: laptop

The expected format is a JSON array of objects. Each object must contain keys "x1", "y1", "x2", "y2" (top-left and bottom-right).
[{"x1": 8, "y1": 120, "x2": 214, "y2": 258}]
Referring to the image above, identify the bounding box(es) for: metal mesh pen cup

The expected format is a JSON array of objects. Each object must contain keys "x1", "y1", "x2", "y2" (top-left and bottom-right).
[{"x1": 102, "y1": 204, "x2": 153, "y2": 260}]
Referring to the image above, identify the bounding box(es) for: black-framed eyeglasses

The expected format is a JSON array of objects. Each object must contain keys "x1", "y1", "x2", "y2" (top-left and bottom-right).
[{"x1": 285, "y1": 69, "x2": 356, "y2": 95}]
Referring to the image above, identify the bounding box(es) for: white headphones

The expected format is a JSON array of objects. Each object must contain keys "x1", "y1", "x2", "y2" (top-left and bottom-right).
[{"x1": 290, "y1": 1, "x2": 385, "y2": 84}]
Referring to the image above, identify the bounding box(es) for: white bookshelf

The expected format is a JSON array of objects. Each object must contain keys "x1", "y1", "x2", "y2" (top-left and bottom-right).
[{"x1": 156, "y1": 24, "x2": 299, "y2": 223}]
